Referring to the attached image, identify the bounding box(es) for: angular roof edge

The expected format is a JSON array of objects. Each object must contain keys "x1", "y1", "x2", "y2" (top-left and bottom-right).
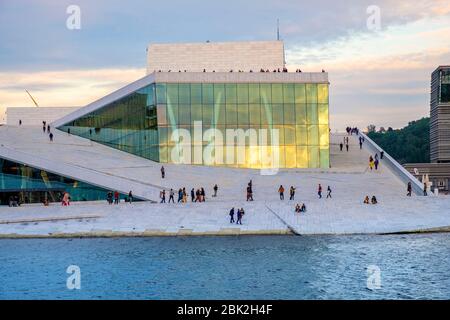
[{"x1": 52, "y1": 73, "x2": 156, "y2": 127}]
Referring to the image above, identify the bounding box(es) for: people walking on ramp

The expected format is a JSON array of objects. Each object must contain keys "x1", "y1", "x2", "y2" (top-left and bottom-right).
[
  {"x1": 289, "y1": 186, "x2": 296, "y2": 200},
  {"x1": 246, "y1": 181, "x2": 254, "y2": 201},
  {"x1": 278, "y1": 185, "x2": 285, "y2": 200},
  {"x1": 236, "y1": 208, "x2": 245, "y2": 225},
  {"x1": 229, "y1": 207, "x2": 235, "y2": 223},
  {"x1": 407, "y1": 182, "x2": 412, "y2": 197},
  {"x1": 326, "y1": 186, "x2": 332, "y2": 198},
  {"x1": 169, "y1": 189, "x2": 175, "y2": 203}
]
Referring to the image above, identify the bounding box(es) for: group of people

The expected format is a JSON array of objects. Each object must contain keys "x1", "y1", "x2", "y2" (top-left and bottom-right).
[
  {"x1": 339, "y1": 136, "x2": 350, "y2": 152},
  {"x1": 8, "y1": 195, "x2": 21, "y2": 207},
  {"x1": 277, "y1": 184, "x2": 331, "y2": 200},
  {"x1": 41, "y1": 121, "x2": 54, "y2": 142},
  {"x1": 106, "y1": 190, "x2": 133, "y2": 204},
  {"x1": 229, "y1": 207, "x2": 245, "y2": 225},
  {"x1": 363, "y1": 195, "x2": 378, "y2": 204},
  {"x1": 359, "y1": 136, "x2": 365, "y2": 149},
  {"x1": 160, "y1": 187, "x2": 207, "y2": 203},
  {"x1": 346, "y1": 127, "x2": 360, "y2": 135},
  {"x1": 294, "y1": 203, "x2": 306, "y2": 213},
  {"x1": 155, "y1": 67, "x2": 325, "y2": 73},
  {"x1": 368, "y1": 152, "x2": 383, "y2": 171}
]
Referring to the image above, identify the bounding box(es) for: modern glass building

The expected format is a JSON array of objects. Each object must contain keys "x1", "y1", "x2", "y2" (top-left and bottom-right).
[
  {"x1": 0, "y1": 157, "x2": 126, "y2": 205},
  {"x1": 430, "y1": 66, "x2": 450, "y2": 163},
  {"x1": 57, "y1": 73, "x2": 330, "y2": 169}
]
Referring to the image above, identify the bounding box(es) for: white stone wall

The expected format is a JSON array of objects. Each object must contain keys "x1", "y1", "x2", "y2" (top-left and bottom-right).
[
  {"x1": 6, "y1": 107, "x2": 80, "y2": 126},
  {"x1": 147, "y1": 40, "x2": 285, "y2": 74}
]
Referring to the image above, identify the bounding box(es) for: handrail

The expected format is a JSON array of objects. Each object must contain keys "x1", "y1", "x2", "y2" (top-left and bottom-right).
[{"x1": 360, "y1": 132, "x2": 427, "y2": 196}]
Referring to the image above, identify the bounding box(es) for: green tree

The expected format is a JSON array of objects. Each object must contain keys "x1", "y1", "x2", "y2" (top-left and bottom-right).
[{"x1": 367, "y1": 117, "x2": 429, "y2": 164}]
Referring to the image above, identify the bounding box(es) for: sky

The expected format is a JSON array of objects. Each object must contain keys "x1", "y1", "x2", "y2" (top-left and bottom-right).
[{"x1": 0, "y1": 0, "x2": 449, "y2": 129}]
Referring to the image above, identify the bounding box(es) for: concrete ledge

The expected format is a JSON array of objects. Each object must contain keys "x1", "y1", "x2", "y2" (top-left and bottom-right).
[{"x1": 0, "y1": 228, "x2": 293, "y2": 238}]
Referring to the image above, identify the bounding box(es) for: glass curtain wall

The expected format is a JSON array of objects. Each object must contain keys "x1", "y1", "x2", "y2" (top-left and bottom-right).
[
  {"x1": 156, "y1": 82, "x2": 329, "y2": 168},
  {"x1": 59, "y1": 85, "x2": 159, "y2": 161},
  {"x1": 58, "y1": 82, "x2": 329, "y2": 169},
  {"x1": 0, "y1": 157, "x2": 124, "y2": 205}
]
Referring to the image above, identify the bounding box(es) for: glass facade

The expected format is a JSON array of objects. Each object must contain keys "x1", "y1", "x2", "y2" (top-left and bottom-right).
[
  {"x1": 440, "y1": 69, "x2": 450, "y2": 103},
  {"x1": 0, "y1": 157, "x2": 126, "y2": 205},
  {"x1": 59, "y1": 82, "x2": 329, "y2": 169}
]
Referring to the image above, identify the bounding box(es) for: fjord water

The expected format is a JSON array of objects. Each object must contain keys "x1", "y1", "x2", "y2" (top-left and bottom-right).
[{"x1": 1, "y1": 234, "x2": 449, "y2": 299}]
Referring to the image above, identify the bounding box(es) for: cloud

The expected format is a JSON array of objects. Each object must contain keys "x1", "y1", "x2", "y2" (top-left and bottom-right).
[{"x1": 0, "y1": 68, "x2": 145, "y2": 122}]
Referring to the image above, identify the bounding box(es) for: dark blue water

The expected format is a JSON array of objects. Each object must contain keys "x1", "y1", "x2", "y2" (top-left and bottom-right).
[{"x1": 1, "y1": 234, "x2": 449, "y2": 299}]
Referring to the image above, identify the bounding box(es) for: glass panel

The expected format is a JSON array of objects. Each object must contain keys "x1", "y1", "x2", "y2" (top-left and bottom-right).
[
  {"x1": 224, "y1": 103, "x2": 236, "y2": 125},
  {"x1": 248, "y1": 84, "x2": 260, "y2": 104},
  {"x1": 202, "y1": 104, "x2": 214, "y2": 126},
  {"x1": 320, "y1": 148, "x2": 329, "y2": 168},
  {"x1": 308, "y1": 125, "x2": 319, "y2": 145},
  {"x1": 306, "y1": 84, "x2": 318, "y2": 104},
  {"x1": 277, "y1": 146, "x2": 285, "y2": 168},
  {"x1": 319, "y1": 125, "x2": 329, "y2": 147},
  {"x1": 237, "y1": 84, "x2": 249, "y2": 104},
  {"x1": 296, "y1": 125, "x2": 307, "y2": 145},
  {"x1": 285, "y1": 146, "x2": 296, "y2": 168},
  {"x1": 191, "y1": 104, "x2": 202, "y2": 123},
  {"x1": 202, "y1": 84, "x2": 214, "y2": 104},
  {"x1": 158, "y1": 127, "x2": 168, "y2": 145},
  {"x1": 178, "y1": 104, "x2": 191, "y2": 125},
  {"x1": 261, "y1": 103, "x2": 273, "y2": 126},
  {"x1": 166, "y1": 103, "x2": 178, "y2": 126},
  {"x1": 237, "y1": 104, "x2": 249, "y2": 126},
  {"x1": 284, "y1": 103, "x2": 295, "y2": 124},
  {"x1": 294, "y1": 84, "x2": 306, "y2": 104},
  {"x1": 272, "y1": 84, "x2": 283, "y2": 103},
  {"x1": 308, "y1": 146, "x2": 319, "y2": 168},
  {"x1": 318, "y1": 103, "x2": 329, "y2": 125},
  {"x1": 166, "y1": 83, "x2": 178, "y2": 104},
  {"x1": 156, "y1": 83, "x2": 166, "y2": 104},
  {"x1": 317, "y1": 84, "x2": 329, "y2": 104},
  {"x1": 215, "y1": 104, "x2": 226, "y2": 125},
  {"x1": 157, "y1": 104, "x2": 167, "y2": 126},
  {"x1": 159, "y1": 145, "x2": 168, "y2": 162},
  {"x1": 296, "y1": 146, "x2": 308, "y2": 168},
  {"x1": 295, "y1": 103, "x2": 307, "y2": 125},
  {"x1": 260, "y1": 83, "x2": 272, "y2": 104},
  {"x1": 307, "y1": 104, "x2": 318, "y2": 124},
  {"x1": 284, "y1": 125, "x2": 296, "y2": 145},
  {"x1": 283, "y1": 84, "x2": 295, "y2": 103},
  {"x1": 274, "y1": 125, "x2": 284, "y2": 145},
  {"x1": 272, "y1": 104, "x2": 283, "y2": 125},
  {"x1": 214, "y1": 83, "x2": 225, "y2": 105},
  {"x1": 249, "y1": 104, "x2": 261, "y2": 126},
  {"x1": 191, "y1": 84, "x2": 202, "y2": 104},
  {"x1": 178, "y1": 84, "x2": 190, "y2": 104},
  {"x1": 225, "y1": 84, "x2": 237, "y2": 104}
]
